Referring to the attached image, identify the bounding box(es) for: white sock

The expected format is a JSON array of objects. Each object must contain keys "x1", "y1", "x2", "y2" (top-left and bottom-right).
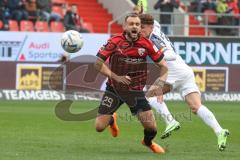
[
  {"x1": 148, "y1": 97, "x2": 176, "y2": 126},
  {"x1": 196, "y1": 105, "x2": 223, "y2": 136}
]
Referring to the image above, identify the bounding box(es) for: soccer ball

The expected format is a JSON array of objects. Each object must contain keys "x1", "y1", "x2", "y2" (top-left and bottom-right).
[{"x1": 61, "y1": 30, "x2": 84, "y2": 53}]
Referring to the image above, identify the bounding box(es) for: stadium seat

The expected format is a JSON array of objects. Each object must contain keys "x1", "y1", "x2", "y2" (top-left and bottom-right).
[
  {"x1": 83, "y1": 22, "x2": 94, "y2": 32},
  {"x1": 9, "y1": 20, "x2": 19, "y2": 31},
  {"x1": 52, "y1": 0, "x2": 66, "y2": 5},
  {"x1": 50, "y1": 21, "x2": 65, "y2": 32},
  {"x1": 20, "y1": 20, "x2": 34, "y2": 32},
  {"x1": 35, "y1": 21, "x2": 50, "y2": 32},
  {"x1": 204, "y1": 9, "x2": 218, "y2": 24},
  {"x1": 52, "y1": 6, "x2": 65, "y2": 19},
  {"x1": 0, "y1": 20, "x2": 3, "y2": 29}
]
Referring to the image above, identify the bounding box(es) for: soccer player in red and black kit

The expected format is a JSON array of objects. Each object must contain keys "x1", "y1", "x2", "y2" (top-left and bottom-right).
[{"x1": 94, "y1": 13, "x2": 168, "y2": 154}]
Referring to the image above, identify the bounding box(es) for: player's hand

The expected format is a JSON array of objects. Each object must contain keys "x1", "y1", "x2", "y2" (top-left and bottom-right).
[
  {"x1": 146, "y1": 85, "x2": 163, "y2": 103},
  {"x1": 113, "y1": 75, "x2": 131, "y2": 85}
]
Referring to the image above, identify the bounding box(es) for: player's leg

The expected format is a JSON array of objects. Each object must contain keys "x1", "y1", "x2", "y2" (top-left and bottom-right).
[
  {"x1": 146, "y1": 83, "x2": 180, "y2": 139},
  {"x1": 181, "y1": 72, "x2": 229, "y2": 151},
  {"x1": 148, "y1": 97, "x2": 180, "y2": 139},
  {"x1": 123, "y1": 91, "x2": 165, "y2": 154},
  {"x1": 185, "y1": 92, "x2": 229, "y2": 151},
  {"x1": 95, "y1": 113, "x2": 120, "y2": 137},
  {"x1": 95, "y1": 85, "x2": 123, "y2": 137},
  {"x1": 137, "y1": 110, "x2": 165, "y2": 154},
  {"x1": 95, "y1": 114, "x2": 114, "y2": 132},
  {"x1": 185, "y1": 92, "x2": 223, "y2": 134}
]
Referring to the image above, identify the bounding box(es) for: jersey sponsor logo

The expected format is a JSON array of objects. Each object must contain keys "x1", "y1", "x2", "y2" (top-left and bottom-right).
[
  {"x1": 121, "y1": 57, "x2": 145, "y2": 63},
  {"x1": 138, "y1": 48, "x2": 145, "y2": 56}
]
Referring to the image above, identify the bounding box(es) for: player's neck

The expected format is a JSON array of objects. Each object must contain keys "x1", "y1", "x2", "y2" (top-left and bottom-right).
[{"x1": 125, "y1": 33, "x2": 138, "y2": 42}]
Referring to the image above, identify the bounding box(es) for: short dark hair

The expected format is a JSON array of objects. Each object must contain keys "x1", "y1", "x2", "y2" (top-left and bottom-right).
[
  {"x1": 124, "y1": 13, "x2": 140, "y2": 22},
  {"x1": 139, "y1": 14, "x2": 154, "y2": 25}
]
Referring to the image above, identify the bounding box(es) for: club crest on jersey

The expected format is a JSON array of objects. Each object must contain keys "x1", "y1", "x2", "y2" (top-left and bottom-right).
[{"x1": 138, "y1": 48, "x2": 145, "y2": 56}]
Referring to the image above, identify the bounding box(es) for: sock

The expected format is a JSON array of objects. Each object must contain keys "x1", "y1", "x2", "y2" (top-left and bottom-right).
[
  {"x1": 197, "y1": 105, "x2": 223, "y2": 136},
  {"x1": 144, "y1": 129, "x2": 157, "y2": 146},
  {"x1": 148, "y1": 97, "x2": 176, "y2": 125},
  {"x1": 109, "y1": 116, "x2": 114, "y2": 126}
]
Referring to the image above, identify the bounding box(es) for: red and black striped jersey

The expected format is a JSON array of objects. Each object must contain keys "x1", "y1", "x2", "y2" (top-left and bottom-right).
[{"x1": 97, "y1": 33, "x2": 164, "y2": 90}]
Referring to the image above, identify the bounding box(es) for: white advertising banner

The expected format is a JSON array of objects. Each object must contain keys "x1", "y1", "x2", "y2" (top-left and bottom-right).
[
  {"x1": 0, "y1": 32, "x2": 110, "y2": 62},
  {"x1": 0, "y1": 90, "x2": 240, "y2": 102}
]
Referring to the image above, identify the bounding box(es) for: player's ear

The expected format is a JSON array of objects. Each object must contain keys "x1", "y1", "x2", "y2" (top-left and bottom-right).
[
  {"x1": 122, "y1": 22, "x2": 127, "y2": 30},
  {"x1": 150, "y1": 25, "x2": 154, "y2": 30}
]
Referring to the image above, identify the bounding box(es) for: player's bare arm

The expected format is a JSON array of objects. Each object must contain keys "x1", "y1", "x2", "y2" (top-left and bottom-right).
[{"x1": 146, "y1": 59, "x2": 168, "y2": 102}]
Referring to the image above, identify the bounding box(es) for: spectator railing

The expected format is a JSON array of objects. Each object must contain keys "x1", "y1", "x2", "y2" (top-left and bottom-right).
[
  {"x1": 107, "y1": 11, "x2": 130, "y2": 34},
  {"x1": 108, "y1": 11, "x2": 240, "y2": 37}
]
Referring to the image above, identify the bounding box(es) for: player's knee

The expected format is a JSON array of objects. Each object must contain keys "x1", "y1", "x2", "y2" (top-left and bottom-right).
[
  {"x1": 191, "y1": 107, "x2": 198, "y2": 114},
  {"x1": 95, "y1": 122, "x2": 106, "y2": 132},
  {"x1": 185, "y1": 93, "x2": 202, "y2": 113},
  {"x1": 189, "y1": 105, "x2": 201, "y2": 114},
  {"x1": 95, "y1": 125, "x2": 105, "y2": 132},
  {"x1": 186, "y1": 100, "x2": 201, "y2": 114},
  {"x1": 144, "y1": 127, "x2": 157, "y2": 133}
]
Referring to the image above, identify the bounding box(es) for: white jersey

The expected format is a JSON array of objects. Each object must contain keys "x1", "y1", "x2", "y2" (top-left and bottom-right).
[
  {"x1": 150, "y1": 21, "x2": 193, "y2": 84},
  {"x1": 149, "y1": 21, "x2": 200, "y2": 98}
]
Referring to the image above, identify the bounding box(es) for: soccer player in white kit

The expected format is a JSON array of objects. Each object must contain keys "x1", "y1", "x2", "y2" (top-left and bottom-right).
[{"x1": 139, "y1": 14, "x2": 229, "y2": 151}]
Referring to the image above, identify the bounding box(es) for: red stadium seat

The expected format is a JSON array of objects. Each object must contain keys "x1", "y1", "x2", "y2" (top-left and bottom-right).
[
  {"x1": 52, "y1": 6, "x2": 65, "y2": 19},
  {"x1": 20, "y1": 20, "x2": 34, "y2": 31},
  {"x1": 0, "y1": 20, "x2": 3, "y2": 29},
  {"x1": 35, "y1": 21, "x2": 50, "y2": 32},
  {"x1": 204, "y1": 9, "x2": 218, "y2": 24},
  {"x1": 9, "y1": 20, "x2": 19, "y2": 31},
  {"x1": 83, "y1": 22, "x2": 94, "y2": 32},
  {"x1": 50, "y1": 21, "x2": 64, "y2": 32},
  {"x1": 52, "y1": 0, "x2": 66, "y2": 5}
]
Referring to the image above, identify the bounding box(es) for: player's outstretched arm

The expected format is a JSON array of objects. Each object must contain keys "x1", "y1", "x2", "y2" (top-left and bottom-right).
[
  {"x1": 94, "y1": 58, "x2": 131, "y2": 85},
  {"x1": 155, "y1": 59, "x2": 168, "y2": 83},
  {"x1": 146, "y1": 59, "x2": 168, "y2": 102}
]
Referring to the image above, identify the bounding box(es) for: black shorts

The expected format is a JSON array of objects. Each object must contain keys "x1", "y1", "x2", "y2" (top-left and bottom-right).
[{"x1": 98, "y1": 85, "x2": 151, "y2": 115}]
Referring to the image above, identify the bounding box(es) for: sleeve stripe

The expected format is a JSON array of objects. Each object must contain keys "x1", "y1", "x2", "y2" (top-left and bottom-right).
[
  {"x1": 96, "y1": 52, "x2": 107, "y2": 61},
  {"x1": 154, "y1": 54, "x2": 164, "y2": 62},
  {"x1": 160, "y1": 47, "x2": 168, "y2": 53}
]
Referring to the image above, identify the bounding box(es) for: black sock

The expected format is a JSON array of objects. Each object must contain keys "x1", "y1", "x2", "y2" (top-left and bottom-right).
[
  {"x1": 144, "y1": 129, "x2": 157, "y2": 146},
  {"x1": 109, "y1": 116, "x2": 114, "y2": 126}
]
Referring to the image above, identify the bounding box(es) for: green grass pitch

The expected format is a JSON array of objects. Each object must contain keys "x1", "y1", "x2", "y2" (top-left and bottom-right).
[{"x1": 0, "y1": 100, "x2": 239, "y2": 160}]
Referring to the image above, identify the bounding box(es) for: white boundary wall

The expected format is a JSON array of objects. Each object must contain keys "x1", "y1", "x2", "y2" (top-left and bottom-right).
[{"x1": 97, "y1": 0, "x2": 134, "y2": 24}]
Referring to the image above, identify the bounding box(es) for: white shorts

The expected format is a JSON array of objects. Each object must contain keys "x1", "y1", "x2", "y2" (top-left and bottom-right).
[{"x1": 167, "y1": 68, "x2": 200, "y2": 99}]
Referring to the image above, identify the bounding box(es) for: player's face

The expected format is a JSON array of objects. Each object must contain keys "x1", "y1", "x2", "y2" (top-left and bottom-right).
[
  {"x1": 124, "y1": 17, "x2": 141, "y2": 40},
  {"x1": 141, "y1": 24, "x2": 153, "y2": 38}
]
